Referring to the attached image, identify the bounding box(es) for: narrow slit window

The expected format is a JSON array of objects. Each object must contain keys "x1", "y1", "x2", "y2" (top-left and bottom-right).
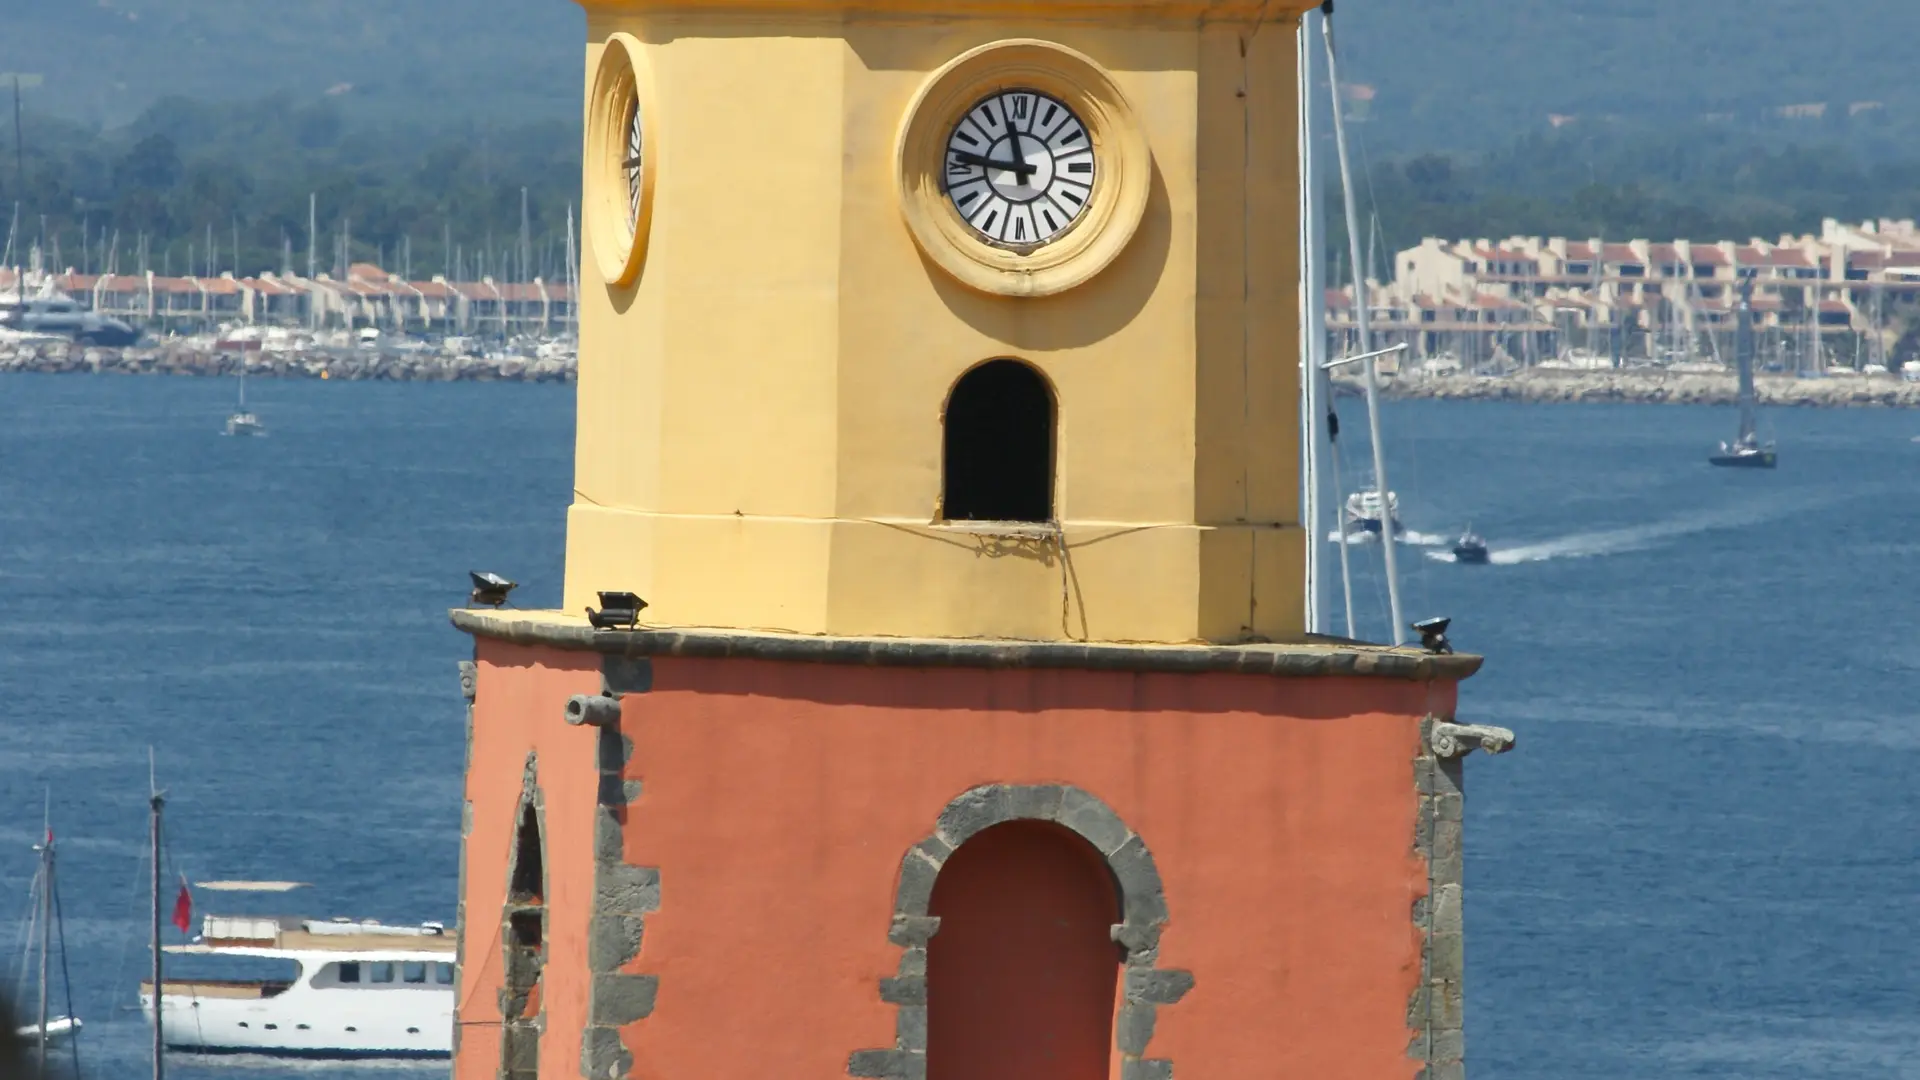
[{"x1": 510, "y1": 802, "x2": 544, "y2": 903}]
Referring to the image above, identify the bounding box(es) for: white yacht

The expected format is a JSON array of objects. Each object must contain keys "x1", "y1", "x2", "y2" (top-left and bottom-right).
[
  {"x1": 141, "y1": 913, "x2": 454, "y2": 1059},
  {"x1": 0, "y1": 290, "x2": 140, "y2": 346},
  {"x1": 1342, "y1": 489, "x2": 1403, "y2": 536}
]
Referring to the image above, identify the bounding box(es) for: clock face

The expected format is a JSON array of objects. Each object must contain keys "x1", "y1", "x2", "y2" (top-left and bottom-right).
[
  {"x1": 942, "y1": 89, "x2": 1096, "y2": 249},
  {"x1": 622, "y1": 96, "x2": 644, "y2": 236}
]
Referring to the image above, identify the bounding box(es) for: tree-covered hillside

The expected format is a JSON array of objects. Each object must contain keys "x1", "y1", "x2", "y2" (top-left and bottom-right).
[
  {"x1": 3, "y1": 0, "x2": 583, "y2": 128},
  {"x1": 8, "y1": 0, "x2": 1920, "y2": 283},
  {"x1": 11, "y1": 0, "x2": 1920, "y2": 150},
  {"x1": 1340, "y1": 0, "x2": 1920, "y2": 152}
]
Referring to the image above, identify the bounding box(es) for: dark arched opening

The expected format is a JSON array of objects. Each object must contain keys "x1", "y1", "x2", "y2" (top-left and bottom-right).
[
  {"x1": 501, "y1": 799, "x2": 545, "y2": 1080},
  {"x1": 926, "y1": 820, "x2": 1120, "y2": 1080},
  {"x1": 941, "y1": 359, "x2": 1055, "y2": 523}
]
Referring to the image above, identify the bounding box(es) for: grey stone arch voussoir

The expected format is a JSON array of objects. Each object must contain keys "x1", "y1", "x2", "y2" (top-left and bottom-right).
[{"x1": 848, "y1": 784, "x2": 1195, "y2": 1080}]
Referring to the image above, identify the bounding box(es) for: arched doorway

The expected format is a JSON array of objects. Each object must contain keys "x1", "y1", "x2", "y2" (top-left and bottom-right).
[
  {"x1": 926, "y1": 820, "x2": 1119, "y2": 1080},
  {"x1": 941, "y1": 359, "x2": 1055, "y2": 523}
]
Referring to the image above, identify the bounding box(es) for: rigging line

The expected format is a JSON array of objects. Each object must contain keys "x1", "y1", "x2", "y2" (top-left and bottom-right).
[
  {"x1": 11, "y1": 859, "x2": 39, "y2": 1008},
  {"x1": 51, "y1": 859, "x2": 81, "y2": 1080},
  {"x1": 107, "y1": 826, "x2": 149, "y2": 1009},
  {"x1": 452, "y1": 920, "x2": 505, "y2": 1019},
  {"x1": 1344, "y1": 52, "x2": 1441, "y2": 628}
]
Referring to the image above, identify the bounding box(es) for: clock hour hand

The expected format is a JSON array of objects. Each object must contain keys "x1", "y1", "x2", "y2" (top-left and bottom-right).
[{"x1": 947, "y1": 148, "x2": 1037, "y2": 179}]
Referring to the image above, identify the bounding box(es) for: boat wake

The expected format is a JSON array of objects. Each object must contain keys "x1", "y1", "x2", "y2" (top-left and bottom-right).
[
  {"x1": 1424, "y1": 502, "x2": 1801, "y2": 566},
  {"x1": 1326, "y1": 529, "x2": 1448, "y2": 546}
]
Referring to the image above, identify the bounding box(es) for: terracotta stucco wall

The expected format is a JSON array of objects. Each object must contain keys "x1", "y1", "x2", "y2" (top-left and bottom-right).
[
  {"x1": 455, "y1": 646, "x2": 603, "y2": 1080},
  {"x1": 461, "y1": 641, "x2": 1457, "y2": 1080}
]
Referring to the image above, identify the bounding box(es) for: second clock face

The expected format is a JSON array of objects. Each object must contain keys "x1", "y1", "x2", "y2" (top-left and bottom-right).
[
  {"x1": 625, "y1": 94, "x2": 648, "y2": 235},
  {"x1": 942, "y1": 89, "x2": 1096, "y2": 249}
]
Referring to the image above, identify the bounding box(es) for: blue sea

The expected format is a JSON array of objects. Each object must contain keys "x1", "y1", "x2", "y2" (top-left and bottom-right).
[{"x1": 1, "y1": 372, "x2": 1916, "y2": 1079}]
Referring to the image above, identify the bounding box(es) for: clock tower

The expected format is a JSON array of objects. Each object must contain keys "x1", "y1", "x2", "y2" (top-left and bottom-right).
[{"x1": 451, "y1": 4, "x2": 1510, "y2": 1080}]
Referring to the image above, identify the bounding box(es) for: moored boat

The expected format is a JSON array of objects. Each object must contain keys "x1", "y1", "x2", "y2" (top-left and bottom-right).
[
  {"x1": 224, "y1": 411, "x2": 265, "y2": 436},
  {"x1": 142, "y1": 913, "x2": 454, "y2": 1059},
  {"x1": 1710, "y1": 271, "x2": 1775, "y2": 469}
]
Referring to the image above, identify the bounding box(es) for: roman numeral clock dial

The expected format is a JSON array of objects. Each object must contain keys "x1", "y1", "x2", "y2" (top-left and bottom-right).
[{"x1": 943, "y1": 90, "x2": 1096, "y2": 249}]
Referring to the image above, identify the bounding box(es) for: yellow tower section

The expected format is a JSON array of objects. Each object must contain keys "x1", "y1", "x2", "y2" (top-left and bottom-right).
[{"x1": 567, "y1": 0, "x2": 1318, "y2": 644}]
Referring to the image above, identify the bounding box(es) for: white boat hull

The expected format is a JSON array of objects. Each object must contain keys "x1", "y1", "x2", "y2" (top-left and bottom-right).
[
  {"x1": 143, "y1": 982, "x2": 450, "y2": 1059},
  {"x1": 14, "y1": 1016, "x2": 80, "y2": 1040}
]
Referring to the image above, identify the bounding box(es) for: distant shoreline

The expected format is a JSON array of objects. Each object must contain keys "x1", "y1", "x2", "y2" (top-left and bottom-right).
[
  {"x1": 1335, "y1": 369, "x2": 1920, "y2": 409},
  {"x1": 0, "y1": 340, "x2": 576, "y2": 383},
  {"x1": 8, "y1": 343, "x2": 1917, "y2": 407}
]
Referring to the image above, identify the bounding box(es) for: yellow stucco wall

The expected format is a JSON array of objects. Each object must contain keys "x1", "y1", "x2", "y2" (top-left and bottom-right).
[{"x1": 566, "y1": 1, "x2": 1316, "y2": 644}]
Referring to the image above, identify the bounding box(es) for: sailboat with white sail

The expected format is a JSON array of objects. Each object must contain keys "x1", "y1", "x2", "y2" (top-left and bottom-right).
[
  {"x1": 10, "y1": 807, "x2": 83, "y2": 1073},
  {"x1": 225, "y1": 354, "x2": 265, "y2": 436},
  {"x1": 1710, "y1": 270, "x2": 1775, "y2": 468}
]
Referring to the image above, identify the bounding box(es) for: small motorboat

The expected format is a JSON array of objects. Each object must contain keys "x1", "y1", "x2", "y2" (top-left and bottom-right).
[{"x1": 1451, "y1": 530, "x2": 1489, "y2": 564}]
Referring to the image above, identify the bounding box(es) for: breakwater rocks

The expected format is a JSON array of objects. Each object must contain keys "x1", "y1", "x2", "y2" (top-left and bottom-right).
[
  {"x1": 1340, "y1": 369, "x2": 1920, "y2": 408},
  {"x1": 0, "y1": 339, "x2": 577, "y2": 383}
]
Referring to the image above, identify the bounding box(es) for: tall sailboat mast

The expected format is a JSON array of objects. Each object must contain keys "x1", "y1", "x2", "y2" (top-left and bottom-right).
[
  {"x1": 1320, "y1": 1, "x2": 1405, "y2": 645},
  {"x1": 150, "y1": 757, "x2": 166, "y2": 1080},
  {"x1": 1298, "y1": 4, "x2": 1326, "y2": 634},
  {"x1": 1736, "y1": 272, "x2": 1756, "y2": 443},
  {"x1": 36, "y1": 806, "x2": 51, "y2": 1078}
]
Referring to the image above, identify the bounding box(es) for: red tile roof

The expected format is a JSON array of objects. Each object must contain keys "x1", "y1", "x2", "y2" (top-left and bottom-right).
[
  {"x1": 1848, "y1": 250, "x2": 1920, "y2": 270},
  {"x1": 1735, "y1": 246, "x2": 1813, "y2": 268}
]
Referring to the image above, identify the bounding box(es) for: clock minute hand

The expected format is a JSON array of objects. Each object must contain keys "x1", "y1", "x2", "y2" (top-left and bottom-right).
[{"x1": 949, "y1": 149, "x2": 1036, "y2": 179}]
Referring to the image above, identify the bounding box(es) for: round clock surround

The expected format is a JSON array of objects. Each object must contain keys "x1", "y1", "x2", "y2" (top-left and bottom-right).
[
  {"x1": 586, "y1": 32, "x2": 660, "y2": 289},
  {"x1": 898, "y1": 40, "x2": 1150, "y2": 299}
]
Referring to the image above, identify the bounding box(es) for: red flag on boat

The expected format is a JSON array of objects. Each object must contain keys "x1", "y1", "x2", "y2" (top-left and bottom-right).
[{"x1": 171, "y1": 878, "x2": 193, "y2": 934}]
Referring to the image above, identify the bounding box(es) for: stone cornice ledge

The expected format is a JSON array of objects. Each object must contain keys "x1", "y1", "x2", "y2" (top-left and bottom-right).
[{"x1": 450, "y1": 610, "x2": 1483, "y2": 682}]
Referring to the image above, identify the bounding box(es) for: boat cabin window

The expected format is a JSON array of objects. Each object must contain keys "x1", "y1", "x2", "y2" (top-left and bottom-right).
[{"x1": 311, "y1": 959, "x2": 449, "y2": 990}]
